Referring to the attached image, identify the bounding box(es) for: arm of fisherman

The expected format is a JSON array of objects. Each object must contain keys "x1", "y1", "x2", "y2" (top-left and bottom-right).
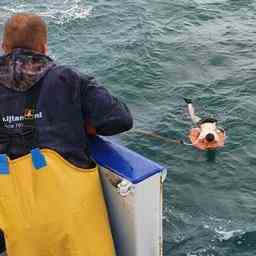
[{"x1": 80, "y1": 76, "x2": 133, "y2": 136}]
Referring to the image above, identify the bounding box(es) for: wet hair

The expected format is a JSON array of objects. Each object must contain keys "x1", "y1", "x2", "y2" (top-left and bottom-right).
[
  {"x1": 3, "y1": 13, "x2": 47, "y2": 53},
  {"x1": 205, "y1": 133, "x2": 215, "y2": 142}
]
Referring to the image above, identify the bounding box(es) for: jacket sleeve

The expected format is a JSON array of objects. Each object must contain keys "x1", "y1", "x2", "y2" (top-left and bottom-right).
[{"x1": 80, "y1": 75, "x2": 133, "y2": 136}]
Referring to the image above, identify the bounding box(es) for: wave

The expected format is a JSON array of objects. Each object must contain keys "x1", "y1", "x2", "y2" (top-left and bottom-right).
[
  {"x1": 215, "y1": 228, "x2": 244, "y2": 242},
  {"x1": 215, "y1": 229, "x2": 256, "y2": 246},
  {"x1": 184, "y1": 229, "x2": 256, "y2": 256},
  {"x1": 0, "y1": 0, "x2": 92, "y2": 25}
]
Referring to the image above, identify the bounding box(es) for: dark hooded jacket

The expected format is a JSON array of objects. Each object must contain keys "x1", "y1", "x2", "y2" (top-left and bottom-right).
[{"x1": 0, "y1": 49, "x2": 133, "y2": 167}]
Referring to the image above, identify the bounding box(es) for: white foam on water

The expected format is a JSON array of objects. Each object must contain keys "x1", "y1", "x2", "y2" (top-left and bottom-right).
[
  {"x1": 187, "y1": 246, "x2": 216, "y2": 256},
  {"x1": 192, "y1": 0, "x2": 227, "y2": 4},
  {"x1": 215, "y1": 228, "x2": 244, "y2": 241},
  {"x1": 0, "y1": 0, "x2": 93, "y2": 25},
  {"x1": 40, "y1": 5, "x2": 93, "y2": 25}
]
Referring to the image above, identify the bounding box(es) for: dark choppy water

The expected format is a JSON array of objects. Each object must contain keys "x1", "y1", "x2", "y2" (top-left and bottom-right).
[{"x1": 1, "y1": 0, "x2": 256, "y2": 255}]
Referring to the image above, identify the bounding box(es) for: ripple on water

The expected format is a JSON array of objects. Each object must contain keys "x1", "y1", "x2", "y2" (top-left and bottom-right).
[
  {"x1": 0, "y1": 1, "x2": 256, "y2": 255},
  {"x1": 0, "y1": 0, "x2": 92, "y2": 25}
]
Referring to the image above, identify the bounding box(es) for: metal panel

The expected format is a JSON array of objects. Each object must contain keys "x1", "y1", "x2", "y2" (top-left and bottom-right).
[{"x1": 100, "y1": 167, "x2": 164, "y2": 256}]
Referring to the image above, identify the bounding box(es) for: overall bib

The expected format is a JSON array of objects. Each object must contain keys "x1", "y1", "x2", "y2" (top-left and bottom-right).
[{"x1": 0, "y1": 86, "x2": 116, "y2": 256}]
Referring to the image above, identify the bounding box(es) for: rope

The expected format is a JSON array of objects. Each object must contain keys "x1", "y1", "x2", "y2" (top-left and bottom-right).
[{"x1": 131, "y1": 128, "x2": 192, "y2": 146}]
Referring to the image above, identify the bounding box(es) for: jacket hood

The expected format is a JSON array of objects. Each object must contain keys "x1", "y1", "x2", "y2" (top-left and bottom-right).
[{"x1": 0, "y1": 48, "x2": 55, "y2": 92}]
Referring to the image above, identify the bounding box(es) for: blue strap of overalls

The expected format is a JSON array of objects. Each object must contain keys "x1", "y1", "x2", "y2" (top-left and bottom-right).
[
  {"x1": 0, "y1": 154, "x2": 9, "y2": 175},
  {"x1": 25, "y1": 85, "x2": 47, "y2": 170},
  {"x1": 0, "y1": 149, "x2": 46, "y2": 173},
  {"x1": 31, "y1": 148, "x2": 46, "y2": 170}
]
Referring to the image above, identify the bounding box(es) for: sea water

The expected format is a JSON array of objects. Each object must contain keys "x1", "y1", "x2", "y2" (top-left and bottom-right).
[{"x1": 0, "y1": 0, "x2": 256, "y2": 255}]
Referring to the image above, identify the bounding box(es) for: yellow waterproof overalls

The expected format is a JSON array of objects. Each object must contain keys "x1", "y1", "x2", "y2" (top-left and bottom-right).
[{"x1": 0, "y1": 148, "x2": 116, "y2": 256}]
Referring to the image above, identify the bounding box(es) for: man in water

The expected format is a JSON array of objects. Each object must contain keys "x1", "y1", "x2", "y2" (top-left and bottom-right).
[{"x1": 184, "y1": 98, "x2": 225, "y2": 150}]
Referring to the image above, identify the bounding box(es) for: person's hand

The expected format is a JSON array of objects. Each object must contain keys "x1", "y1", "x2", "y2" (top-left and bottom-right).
[
  {"x1": 85, "y1": 123, "x2": 97, "y2": 136},
  {"x1": 183, "y1": 98, "x2": 192, "y2": 104}
]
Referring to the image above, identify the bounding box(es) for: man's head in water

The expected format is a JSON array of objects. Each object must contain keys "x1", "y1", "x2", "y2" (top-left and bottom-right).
[
  {"x1": 205, "y1": 133, "x2": 215, "y2": 142},
  {"x1": 2, "y1": 13, "x2": 48, "y2": 54}
]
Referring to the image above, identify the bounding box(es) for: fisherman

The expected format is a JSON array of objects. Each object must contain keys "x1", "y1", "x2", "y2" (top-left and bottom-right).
[
  {"x1": 0, "y1": 12, "x2": 133, "y2": 255},
  {"x1": 0, "y1": 12, "x2": 133, "y2": 165},
  {"x1": 184, "y1": 98, "x2": 225, "y2": 150}
]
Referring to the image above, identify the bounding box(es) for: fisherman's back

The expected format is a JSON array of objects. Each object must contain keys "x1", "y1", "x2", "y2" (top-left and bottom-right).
[{"x1": 0, "y1": 49, "x2": 133, "y2": 167}]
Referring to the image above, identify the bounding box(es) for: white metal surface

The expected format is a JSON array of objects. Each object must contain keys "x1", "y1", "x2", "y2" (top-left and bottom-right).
[{"x1": 100, "y1": 167, "x2": 164, "y2": 256}]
